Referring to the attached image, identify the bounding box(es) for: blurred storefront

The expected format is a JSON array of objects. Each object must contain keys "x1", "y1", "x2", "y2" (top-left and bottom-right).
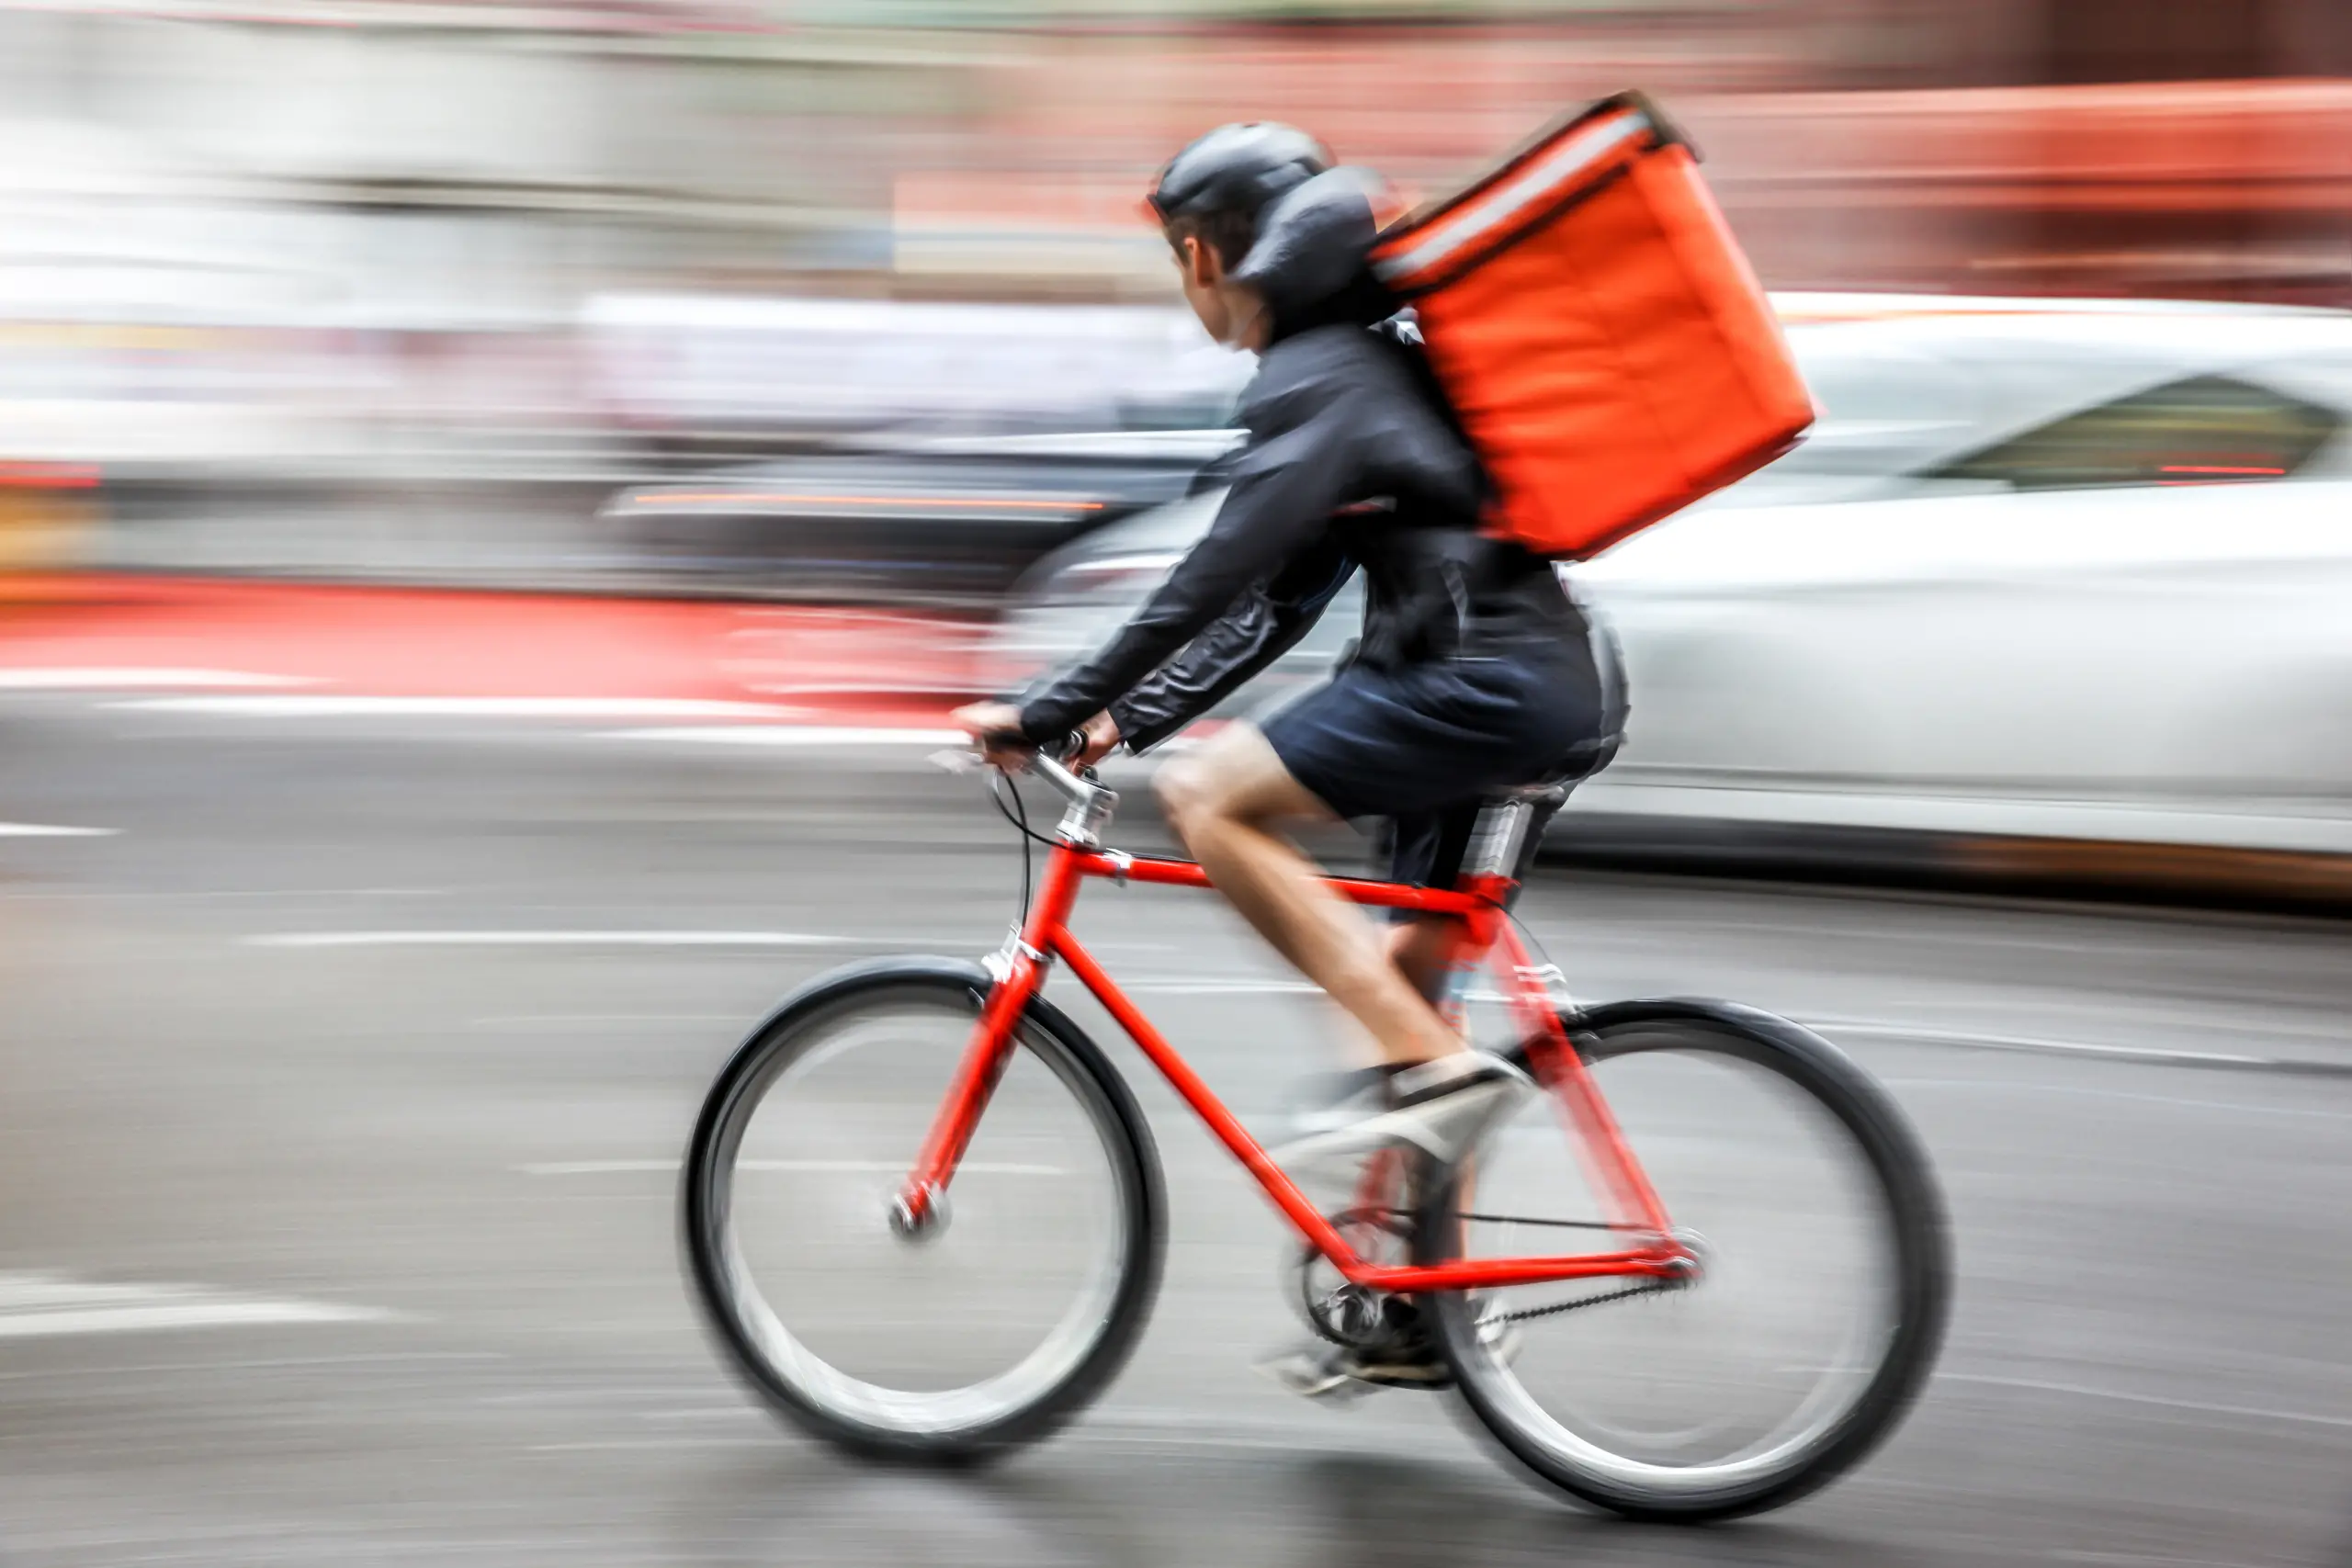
[
  {"x1": 899, "y1": 2, "x2": 2351, "y2": 304},
  {"x1": 0, "y1": 0, "x2": 2343, "y2": 535},
  {"x1": 4, "y1": 1, "x2": 2343, "y2": 319}
]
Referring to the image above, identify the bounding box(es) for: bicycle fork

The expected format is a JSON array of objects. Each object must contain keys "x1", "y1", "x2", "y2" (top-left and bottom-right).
[{"x1": 894, "y1": 843, "x2": 1084, "y2": 1232}]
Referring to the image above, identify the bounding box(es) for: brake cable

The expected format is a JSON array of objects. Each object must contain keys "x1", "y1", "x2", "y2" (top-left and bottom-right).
[{"x1": 989, "y1": 769, "x2": 1049, "y2": 927}]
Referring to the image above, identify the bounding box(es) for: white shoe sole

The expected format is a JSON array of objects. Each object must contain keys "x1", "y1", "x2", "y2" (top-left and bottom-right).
[
  {"x1": 1258, "y1": 1350, "x2": 1377, "y2": 1401},
  {"x1": 1258, "y1": 1346, "x2": 1452, "y2": 1399},
  {"x1": 1271, "y1": 1074, "x2": 1532, "y2": 1171}
]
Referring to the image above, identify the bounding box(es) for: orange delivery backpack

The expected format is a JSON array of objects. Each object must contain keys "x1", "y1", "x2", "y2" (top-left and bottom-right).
[{"x1": 1371, "y1": 91, "x2": 1814, "y2": 559}]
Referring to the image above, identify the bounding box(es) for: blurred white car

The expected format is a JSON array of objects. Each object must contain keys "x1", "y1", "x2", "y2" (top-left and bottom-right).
[{"x1": 994, "y1": 294, "x2": 2352, "y2": 864}]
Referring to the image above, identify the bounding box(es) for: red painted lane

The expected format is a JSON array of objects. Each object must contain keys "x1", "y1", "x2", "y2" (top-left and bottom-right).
[{"x1": 0, "y1": 575, "x2": 986, "y2": 720}]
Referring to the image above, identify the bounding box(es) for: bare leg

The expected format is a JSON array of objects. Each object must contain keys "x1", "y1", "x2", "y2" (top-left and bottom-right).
[
  {"x1": 1156, "y1": 725, "x2": 1466, "y2": 1066},
  {"x1": 1387, "y1": 915, "x2": 1463, "y2": 1005}
]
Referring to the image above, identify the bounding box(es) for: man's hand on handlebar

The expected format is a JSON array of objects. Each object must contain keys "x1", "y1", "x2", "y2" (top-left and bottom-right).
[
  {"x1": 950, "y1": 704, "x2": 1121, "y2": 771},
  {"x1": 1071, "y1": 710, "x2": 1121, "y2": 767},
  {"x1": 950, "y1": 702, "x2": 1034, "y2": 768}
]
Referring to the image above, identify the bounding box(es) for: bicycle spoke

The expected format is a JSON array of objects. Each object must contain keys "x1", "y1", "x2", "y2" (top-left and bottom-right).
[
  {"x1": 1424, "y1": 1010, "x2": 1946, "y2": 1517},
  {"x1": 684, "y1": 972, "x2": 1159, "y2": 1454}
]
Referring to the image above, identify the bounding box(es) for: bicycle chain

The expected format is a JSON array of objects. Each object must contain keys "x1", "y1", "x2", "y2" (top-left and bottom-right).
[
  {"x1": 1306, "y1": 1205, "x2": 1687, "y2": 1327},
  {"x1": 1491, "y1": 1277, "x2": 1684, "y2": 1324}
]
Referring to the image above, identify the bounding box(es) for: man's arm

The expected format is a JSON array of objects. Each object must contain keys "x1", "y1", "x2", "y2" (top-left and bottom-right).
[
  {"x1": 1016, "y1": 369, "x2": 1368, "y2": 745},
  {"x1": 1104, "y1": 534, "x2": 1353, "y2": 754}
]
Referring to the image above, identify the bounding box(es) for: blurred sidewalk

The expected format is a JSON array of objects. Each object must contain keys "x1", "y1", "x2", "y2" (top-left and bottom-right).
[{"x1": 0, "y1": 575, "x2": 982, "y2": 721}]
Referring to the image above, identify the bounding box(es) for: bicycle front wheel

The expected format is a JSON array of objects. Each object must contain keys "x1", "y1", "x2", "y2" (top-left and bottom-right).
[
  {"x1": 1421, "y1": 999, "x2": 1950, "y2": 1520},
  {"x1": 682, "y1": 957, "x2": 1163, "y2": 1461}
]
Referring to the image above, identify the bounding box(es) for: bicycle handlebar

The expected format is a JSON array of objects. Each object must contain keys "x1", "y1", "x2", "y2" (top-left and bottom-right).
[
  {"x1": 1023, "y1": 748, "x2": 1100, "y2": 807},
  {"x1": 932, "y1": 734, "x2": 1117, "y2": 843}
]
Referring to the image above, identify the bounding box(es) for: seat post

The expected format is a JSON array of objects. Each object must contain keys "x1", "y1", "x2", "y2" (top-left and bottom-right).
[
  {"x1": 1464, "y1": 784, "x2": 1571, "y2": 882},
  {"x1": 1464, "y1": 798, "x2": 1537, "y2": 880}
]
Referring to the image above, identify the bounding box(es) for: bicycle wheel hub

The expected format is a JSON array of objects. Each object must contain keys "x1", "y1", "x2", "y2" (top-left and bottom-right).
[
  {"x1": 888, "y1": 1183, "x2": 951, "y2": 1242},
  {"x1": 1662, "y1": 1225, "x2": 1712, "y2": 1286}
]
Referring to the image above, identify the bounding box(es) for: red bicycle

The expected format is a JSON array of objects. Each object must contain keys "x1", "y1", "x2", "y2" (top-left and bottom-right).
[{"x1": 682, "y1": 750, "x2": 1950, "y2": 1519}]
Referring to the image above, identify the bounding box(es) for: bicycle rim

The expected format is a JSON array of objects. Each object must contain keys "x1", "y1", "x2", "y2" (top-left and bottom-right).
[
  {"x1": 1424, "y1": 1010, "x2": 1945, "y2": 1515},
  {"x1": 693, "y1": 978, "x2": 1147, "y2": 1445}
]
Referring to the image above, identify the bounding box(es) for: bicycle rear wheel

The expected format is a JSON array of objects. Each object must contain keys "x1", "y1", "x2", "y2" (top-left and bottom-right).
[
  {"x1": 682, "y1": 957, "x2": 1163, "y2": 1461},
  {"x1": 1420, "y1": 999, "x2": 1950, "y2": 1520}
]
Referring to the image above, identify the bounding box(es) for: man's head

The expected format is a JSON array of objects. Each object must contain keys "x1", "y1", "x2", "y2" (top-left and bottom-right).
[{"x1": 1148, "y1": 123, "x2": 1331, "y2": 349}]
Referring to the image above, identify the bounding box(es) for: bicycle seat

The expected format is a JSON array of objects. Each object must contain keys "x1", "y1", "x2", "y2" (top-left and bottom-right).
[{"x1": 1477, "y1": 738, "x2": 1615, "y2": 814}]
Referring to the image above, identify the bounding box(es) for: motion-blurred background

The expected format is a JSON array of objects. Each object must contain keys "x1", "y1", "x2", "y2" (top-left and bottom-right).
[
  {"x1": 3, "y1": 0, "x2": 2349, "y2": 895},
  {"x1": 6, "y1": 0, "x2": 2348, "y2": 487},
  {"x1": 0, "y1": 9, "x2": 2347, "y2": 1566}
]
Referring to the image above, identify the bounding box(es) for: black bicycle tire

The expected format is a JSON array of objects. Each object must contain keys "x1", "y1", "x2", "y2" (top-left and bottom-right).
[
  {"x1": 1419, "y1": 998, "x2": 1951, "y2": 1521},
  {"x1": 680, "y1": 955, "x2": 1166, "y2": 1462}
]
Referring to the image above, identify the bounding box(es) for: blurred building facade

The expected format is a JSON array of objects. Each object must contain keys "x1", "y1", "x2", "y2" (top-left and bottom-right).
[{"x1": 0, "y1": 1, "x2": 2346, "y2": 483}]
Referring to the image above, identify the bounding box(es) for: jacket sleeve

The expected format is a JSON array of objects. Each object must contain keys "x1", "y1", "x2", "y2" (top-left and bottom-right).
[
  {"x1": 1104, "y1": 535, "x2": 1353, "y2": 754},
  {"x1": 1016, "y1": 367, "x2": 1370, "y2": 744}
]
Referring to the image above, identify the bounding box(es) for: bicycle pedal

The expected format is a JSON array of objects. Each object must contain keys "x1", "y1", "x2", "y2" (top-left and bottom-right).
[{"x1": 1257, "y1": 1347, "x2": 1388, "y2": 1404}]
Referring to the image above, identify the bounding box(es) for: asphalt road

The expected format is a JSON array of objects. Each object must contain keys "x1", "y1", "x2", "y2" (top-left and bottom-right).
[{"x1": 0, "y1": 699, "x2": 2345, "y2": 1567}]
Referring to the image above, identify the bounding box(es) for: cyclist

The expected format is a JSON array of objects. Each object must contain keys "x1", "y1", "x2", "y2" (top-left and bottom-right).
[{"x1": 954, "y1": 123, "x2": 1621, "y2": 1393}]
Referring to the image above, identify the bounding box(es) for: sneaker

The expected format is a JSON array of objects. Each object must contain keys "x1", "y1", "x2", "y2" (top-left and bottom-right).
[
  {"x1": 1260, "y1": 1325, "x2": 1453, "y2": 1400},
  {"x1": 1274, "y1": 1063, "x2": 1411, "y2": 1144},
  {"x1": 1263, "y1": 1302, "x2": 1531, "y2": 1400},
  {"x1": 1272, "y1": 1051, "x2": 1534, "y2": 1172},
  {"x1": 1261, "y1": 1296, "x2": 1526, "y2": 1401}
]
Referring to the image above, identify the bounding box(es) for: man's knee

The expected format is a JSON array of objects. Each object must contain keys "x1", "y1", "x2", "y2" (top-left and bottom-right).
[
  {"x1": 1155, "y1": 725, "x2": 1325, "y2": 843},
  {"x1": 1154, "y1": 756, "x2": 1227, "y2": 840}
]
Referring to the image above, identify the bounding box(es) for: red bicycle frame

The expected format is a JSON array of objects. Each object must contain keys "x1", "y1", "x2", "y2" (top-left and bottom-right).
[{"x1": 901, "y1": 838, "x2": 1689, "y2": 1294}]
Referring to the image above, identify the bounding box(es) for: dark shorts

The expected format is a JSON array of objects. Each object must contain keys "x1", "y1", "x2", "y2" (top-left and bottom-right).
[{"x1": 1261, "y1": 637, "x2": 1617, "y2": 890}]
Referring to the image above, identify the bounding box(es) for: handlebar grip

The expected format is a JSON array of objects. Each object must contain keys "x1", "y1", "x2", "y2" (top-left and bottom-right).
[{"x1": 969, "y1": 724, "x2": 1085, "y2": 764}]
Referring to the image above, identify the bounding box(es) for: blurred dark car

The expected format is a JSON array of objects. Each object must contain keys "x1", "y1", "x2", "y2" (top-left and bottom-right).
[{"x1": 602, "y1": 427, "x2": 1242, "y2": 605}]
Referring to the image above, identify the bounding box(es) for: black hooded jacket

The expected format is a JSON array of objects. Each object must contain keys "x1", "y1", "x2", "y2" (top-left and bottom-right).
[{"x1": 1016, "y1": 174, "x2": 1589, "y2": 752}]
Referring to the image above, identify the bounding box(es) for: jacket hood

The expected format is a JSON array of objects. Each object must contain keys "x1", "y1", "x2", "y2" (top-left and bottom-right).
[{"x1": 1230, "y1": 167, "x2": 1394, "y2": 338}]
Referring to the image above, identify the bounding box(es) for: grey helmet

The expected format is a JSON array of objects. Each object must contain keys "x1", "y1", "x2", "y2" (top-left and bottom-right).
[
  {"x1": 1149, "y1": 124, "x2": 1384, "y2": 321},
  {"x1": 1147, "y1": 122, "x2": 1331, "y2": 227}
]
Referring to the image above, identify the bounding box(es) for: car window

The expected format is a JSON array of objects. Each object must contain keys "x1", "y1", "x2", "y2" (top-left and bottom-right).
[
  {"x1": 1759, "y1": 338, "x2": 1984, "y2": 480},
  {"x1": 1925, "y1": 374, "x2": 2343, "y2": 491},
  {"x1": 1115, "y1": 388, "x2": 1241, "y2": 432}
]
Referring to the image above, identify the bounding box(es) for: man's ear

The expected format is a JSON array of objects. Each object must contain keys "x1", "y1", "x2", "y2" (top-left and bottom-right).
[{"x1": 1182, "y1": 234, "x2": 1223, "y2": 291}]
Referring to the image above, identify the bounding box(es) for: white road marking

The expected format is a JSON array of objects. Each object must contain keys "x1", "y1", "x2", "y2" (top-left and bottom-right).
[
  {"x1": 0, "y1": 1270, "x2": 398, "y2": 1339},
  {"x1": 1118, "y1": 976, "x2": 1322, "y2": 997},
  {"x1": 109, "y1": 695, "x2": 786, "y2": 719},
  {"x1": 0, "y1": 1350, "x2": 499, "y2": 1382},
  {"x1": 602, "y1": 725, "x2": 967, "y2": 746},
  {"x1": 243, "y1": 935, "x2": 2347, "y2": 1074},
  {"x1": 1884, "y1": 1077, "x2": 2352, "y2": 1119},
  {"x1": 520, "y1": 1158, "x2": 1066, "y2": 1177},
  {"x1": 1938, "y1": 1371, "x2": 2352, "y2": 1429},
  {"x1": 1066, "y1": 982, "x2": 2331, "y2": 1074},
  {"x1": 1815, "y1": 1019, "x2": 2280, "y2": 1067},
  {"x1": 0, "y1": 667, "x2": 315, "y2": 690},
  {"x1": 0, "y1": 821, "x2": 115, "y2": 837},
  {"x1": 468, "y1": 1012, "x2": 747, "y2": 1031},
  {"x1": 250, "y1": 930, "x2": 849, "y2": 950}
]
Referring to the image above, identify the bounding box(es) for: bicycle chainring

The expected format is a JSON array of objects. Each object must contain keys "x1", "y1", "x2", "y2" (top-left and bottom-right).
[{"x1": 1293, "y1": 1206, "x2": 1412, "y2": 1349}]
